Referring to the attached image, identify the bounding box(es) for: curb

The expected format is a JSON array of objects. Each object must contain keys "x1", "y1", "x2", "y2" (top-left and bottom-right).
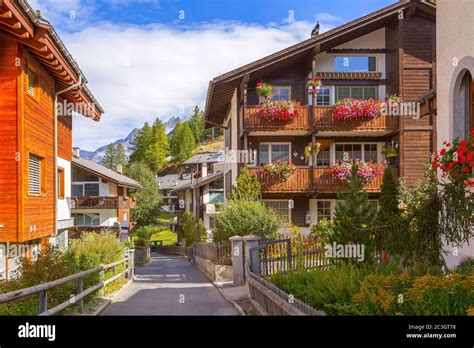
[
  {"x1": 94, "y1": 279, "x2": 134, "y2": 316},
  {"x1": 214, "y1": 283, "x2": 247, "y2": 316}
]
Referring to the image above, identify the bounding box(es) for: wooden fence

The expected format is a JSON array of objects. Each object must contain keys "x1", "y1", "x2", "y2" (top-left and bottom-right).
[
  {"x1": 216, "y1": 241, "x2": 232, "y2": 265},
  {"x1": 0, "y1": 249, "x2": 134, "y2": 316},
  {"x1": 250, "y1": 236, "x2": 332, "y2": 277}
]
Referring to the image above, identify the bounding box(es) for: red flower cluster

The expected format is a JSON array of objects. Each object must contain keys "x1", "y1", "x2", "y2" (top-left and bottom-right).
[
  {"x1": 431, "y1": 129, "x2": 474, "y2": 187},
  {"x1": 260, "y1": 100, "x2": 303, "y2": 122},
  {"x1": 333, "y1": 98, "x2": 383, "y2": 120}
]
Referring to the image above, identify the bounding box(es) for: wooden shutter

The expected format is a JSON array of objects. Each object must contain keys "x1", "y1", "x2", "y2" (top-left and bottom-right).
[
  {"x1": 57, "y1": 168, "x2": 65, "y2": 199},
  {"x1": 29, "y1": 154, "x2": 42, "y2": 194},
  {"x1": 27, "y1": 68, "x2": 36, "y2": 96}
]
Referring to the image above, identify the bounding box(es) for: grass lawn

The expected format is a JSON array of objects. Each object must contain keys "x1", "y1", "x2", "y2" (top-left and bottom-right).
[
  {"x1": 158, "y1": 211, "x2": 177, "y2": 224},
  {"x1": 150, "y1": 229, "x2": 177, "y2": 245}
]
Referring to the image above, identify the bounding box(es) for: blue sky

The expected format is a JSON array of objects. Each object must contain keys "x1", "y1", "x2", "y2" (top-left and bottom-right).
[{"x1": 31, "y1": 0, "x2": 396, "y2": 150}]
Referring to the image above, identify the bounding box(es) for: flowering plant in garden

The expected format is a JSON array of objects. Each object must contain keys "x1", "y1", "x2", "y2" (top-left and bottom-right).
[
  {"x1": 306, "y1": 77, "x2": 322, "y2": 95},
  {"x1": 258, "y1": 161, "x2": 297, "y2": 181},
  {"x1": 329, "y1": 159, "x2": 384, "y2": 185},
  {"x1": 260, "y1": 100, "x2": 303, "y2": 122},
  {"x1": 256, "y1": 82, "x2": 272, "y2": 100},
  {"x1": 431, "y1": 129, "x2": 474, "y2": 187},
  {"x1": 333, "y1": 98, "x2": 383, "y2": 120}
]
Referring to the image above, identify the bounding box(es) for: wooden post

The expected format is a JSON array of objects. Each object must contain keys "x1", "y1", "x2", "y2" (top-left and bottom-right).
[
  {"x1": 99, "y1": 265, "x2": 105, "y2": 297},
  {"x1": 286, "y1": 239, "x2": 292, "y2": 271},
  {"x1": 39, "y1": 290, "x2": 47, "y2": 314},
  {"x1": 76, "y1": 276, "x2": 83, "y2": 313}
]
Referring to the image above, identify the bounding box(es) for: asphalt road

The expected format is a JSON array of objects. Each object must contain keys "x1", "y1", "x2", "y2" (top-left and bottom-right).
[{"x1": 101, "y1": 253, "x2": 239, "y2": 315}]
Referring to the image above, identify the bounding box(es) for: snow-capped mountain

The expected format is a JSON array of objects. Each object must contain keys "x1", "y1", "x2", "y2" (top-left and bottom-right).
[{"x1": 79, "y1": 116, "x2": 184, "y2": 163}]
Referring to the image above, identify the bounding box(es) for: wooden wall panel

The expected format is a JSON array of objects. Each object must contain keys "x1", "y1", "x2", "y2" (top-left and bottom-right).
[
  {"x1": 385, "y1": 20, "x2": 400, "y2": 96},
  {"x1": 58, "y1": 115, "x2": 72, "y2": 160},
  {"x1": 20, "y1": 50, "x2": 56, "y2": 242},
  {"x1": 400, "y1": 131, "x2": 431, "y2": 187},
  {"x1": 0, "y1": 33, "x2": 19, "y2": 242}
]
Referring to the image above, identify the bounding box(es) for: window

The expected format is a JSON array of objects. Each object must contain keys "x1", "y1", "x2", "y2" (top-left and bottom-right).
[
  {"x1": 72, "y1": 167, "x2": 99, "y2": 182},
  {"x1": 57, "y1": 168, "x2": 65, "y2": 199},
  {"x1": 316, "y1": 143, "x2": 331, "y2": 167},
  {"x1": 316, "y1": 86, "x2": 331, "y2": 106},
  {"x1": 209, "y1": 178, "x2": 224, "y2": 204},
  {"x1": 27, "y1": 68, "x2": 37, "y2": 97},
  {"x1": 260, "y1": 86, "x2": 291, "y2": 102},
  {"x1": 74, "y1": 213, "x2": 100, "y2": 226},
  {"x1": 334, "y1": 56, "x2": 376, "y2": 72},
  {"x1": 209, "y1": 216, "x2": 216, "y2": 230},
  {"x1": 336, "y1": 86, "x2": 377, "y2": 101},
  {"x1": 28, "y1": 153, "x2": 44, "y2": 194},
  {"x1": 259, "y1": 143, "x2": 290, "y2": 165},
  {"x1": 71, "y1": 183, "x2": 99, "y2": 197},
  {"x1": 317, "y1": 201, "x2": 332, "y2": 221},
  {"x1": 263, "y1": 200, "x2": 290, "y2": 222},
  {"x1": 364, "y1": 144, "x2": 378, "y2": 163},
  {"x1": 336, "y1": 144, "x2": 362, "y2": 161}
]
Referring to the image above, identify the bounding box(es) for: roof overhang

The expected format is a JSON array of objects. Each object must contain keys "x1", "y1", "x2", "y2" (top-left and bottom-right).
[
  {"x1": 72, "y1": 160, "x2": 142, "y2": 189},
  {"x1": 0, "y1": 0, "x2": 104, "y2": 120},
  {"x1": 203, "y1": 0, "x2": 435, "y2": 128}
]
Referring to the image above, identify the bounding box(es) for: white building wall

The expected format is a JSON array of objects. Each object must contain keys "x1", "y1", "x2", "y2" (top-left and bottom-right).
[{"x1": 71, "y1": 208, "x2": 119, "y2": 227}]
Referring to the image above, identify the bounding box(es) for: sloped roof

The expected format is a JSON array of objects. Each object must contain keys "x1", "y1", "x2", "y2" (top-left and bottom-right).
[
  {"x1": 156, "y1": 173, "x2": 193, "y2": 190},
  {"x1": 183, "y1": 152, "x2": 224, "y2": 164},
  {"x1": 72, "y1": 156, "x2": 142, "y2": 189},
  {"x1": 203, "y1": 0, "x2": 435, "y2": 127},
  {"x1": 168, "y1": 171, "x2": 223, "y2": 193}
]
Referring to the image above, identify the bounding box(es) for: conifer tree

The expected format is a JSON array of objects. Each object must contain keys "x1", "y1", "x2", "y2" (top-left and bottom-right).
[
  {"x1": 230, "y1": 167, "x2": 261, "y2": 201},
  {"x1": 188, "y1": 106, "x2": 204, "y2": 144},
  {"x1": 116, "y1": 143, "x2": 127, "y2": 168},
  {"x1": 333, "y1": 162, "x2": 377, "y2": 254},
  {"x1": 376, "y1": 167, "x2": 400, "y2": 251},
  {"x1": 129, "y1": 122, "x2": 153, "y2": 165},
  {"x1": 102, "y1": 143, "x2": 117, "y2": 170},
  {"x1": 145, "y1": 118, "x2": 169, "y2": 172},
  {"x1": 169, "y1": 122, "x2": 196, "y2": 165}
]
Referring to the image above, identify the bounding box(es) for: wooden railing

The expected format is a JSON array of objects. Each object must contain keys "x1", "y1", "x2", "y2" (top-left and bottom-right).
[
  {"x1": 313, "y1": 106, "x2": 399, "y2": 131},
  {"x1": 313, "y1": 168, "x2": 398, "y2": 192},
  {"x1": 0, "y1": 249, "x2": 134, "y2": 316},
  {"x1": 244, "y1": 105, "x2": 310, "y2": 131},
  {"x1": 70, "y1": 196, "x2": 137, "y2": 209},
  {"x1": 248, "y1": 167, "x2": 311, "y2": 193}
]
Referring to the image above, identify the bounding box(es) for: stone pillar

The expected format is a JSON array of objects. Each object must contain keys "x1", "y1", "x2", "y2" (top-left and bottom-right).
[
  {"x1": 229, "y1": 236, "x2": 244, "y2": 285},
  {"x1": 243, "y1": 235, "x2": 261, "y2": 275}
]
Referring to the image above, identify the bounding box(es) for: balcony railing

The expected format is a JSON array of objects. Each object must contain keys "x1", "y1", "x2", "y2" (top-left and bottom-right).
[
  {"x1": 313, "y1": 168, "x2": 398, "y2": 193},
  {"x1": 243, "y1": 105, "x2": 399, "y2": 133},
  {"x1": 244, "y1": 105, "x2": 310, "y2": 131},
  {"x1": 248, "y1": 167, "x2": 311, "y2": 193},
  {"x1": 247, "y1": 166, "x2": 397, "y2": 193},
  {"x1": 313, "y1": 106, "x2": 399, "y2": 131},
  {"x1": 70, "y1": 196, "x2": 137, "y2": 209}
]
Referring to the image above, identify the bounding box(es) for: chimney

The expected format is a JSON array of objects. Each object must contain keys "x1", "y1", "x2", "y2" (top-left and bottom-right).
[
  {"x1": 73, "y1": 147, "x2": 80, "y2": 158},
  {"x1": 116, "y1": 164, "x2": 123, "y2": 174}
]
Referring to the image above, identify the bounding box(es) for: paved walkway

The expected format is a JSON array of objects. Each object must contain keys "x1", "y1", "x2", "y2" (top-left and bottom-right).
[{"x1": 101, "y1": 253, "x2": 239, "y2": 315}]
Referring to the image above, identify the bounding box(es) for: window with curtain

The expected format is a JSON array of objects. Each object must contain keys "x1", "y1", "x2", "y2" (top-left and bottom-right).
[
  {"x1": 335, "y1": 144, "x2": 362, "y2": 161},
  {"x1": 316, "y1": 143, "x2": 331, "y2": 167},
  {"x1": 317, "y1": 201, "x2": 332, "y2": 221},
  {"x1": 259, "y1": 143, "x2": 290, "y2": 165}
]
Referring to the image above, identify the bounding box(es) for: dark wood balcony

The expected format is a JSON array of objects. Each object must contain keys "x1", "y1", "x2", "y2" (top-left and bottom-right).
[
  {"x1": 313, "y1": 168, "x2": 398, "y2": 193},
  {"x1": 244, "y1": 105, "x2": 310, "y2": 133},
  {"x1": 70, "y1": 196, "x2": 137, "y2": 209},
  {"x1": 243, "y1": 105, "x2": 399, "y2": 135},
  {"x1": 313, "y1": 106, "x2": 399, "y2": 133},
  {"x1": 248, "y1": 167, "x2": 311, "y2": 193}
]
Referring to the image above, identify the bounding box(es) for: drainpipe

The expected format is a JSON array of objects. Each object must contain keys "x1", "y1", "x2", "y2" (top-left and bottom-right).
[{"x1": 54, "y1": 76, "x2": 84, "y2": 235}]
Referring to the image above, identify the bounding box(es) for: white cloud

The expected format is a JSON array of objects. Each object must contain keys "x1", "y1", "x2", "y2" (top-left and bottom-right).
[{"x1": 29, "y1": 0, "x2": 337, "y2": 151}]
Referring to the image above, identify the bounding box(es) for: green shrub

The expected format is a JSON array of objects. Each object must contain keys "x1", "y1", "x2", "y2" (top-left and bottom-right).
[
  {"x1": 214, "y1": 200, "x2": 281, "y2": 242},
  {"x1": 268, "y1": 263, "x2": 372, "y2": 315},
  {"x1": 134, "y1": 237, "x2": 148, "y2": 249},
  {"x1": 352, "y1": 273, "x2": 415, "y2": 315},
  {"x1": 407, "y1": 273, "x2": 474, "y2": 315},
  {"x1": 66, "y1": 232, "x2": 124, "y2": 265},
  {"x1": 456, "y1": 258, "x2": 474, "y2": 276},
  {"x1": 310, "y1": 218, "x2": 334, "y2": 245},
  {"x1": 180, "y1": 211, "x2": 206, "y2": 246}
]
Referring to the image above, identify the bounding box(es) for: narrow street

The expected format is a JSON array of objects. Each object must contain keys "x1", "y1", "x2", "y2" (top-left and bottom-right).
[{"x1": 101, "y1": 253, "x2": 239, "y2": 315}]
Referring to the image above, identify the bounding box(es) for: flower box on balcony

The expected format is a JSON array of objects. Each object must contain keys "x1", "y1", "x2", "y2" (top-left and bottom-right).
[
  {"x1": 333, "y1": 98, "x2": 383, "y2": 121},
  {"x1": 257, "y1": 161, "x2": 297, "y2": 181},
  {"x1": 329, "y1": 159, "x2": 384, "y2": 185},
  {"x1": 260, "y1": 100, "x2": 303, "y2": 122}
]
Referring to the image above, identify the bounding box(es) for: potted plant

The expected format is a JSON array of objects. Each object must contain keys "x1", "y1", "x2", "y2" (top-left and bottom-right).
[
  {"x1": 256, "y1": 82, "x2": 272, "y2": 100},
  {"x1": 431, "y1": 130, "x2": 474, "y2": 187},
  {"x1": 333, "y1": 98, "x2": 383, "y2": 120},
  {"x1": 329, "y1": 159, "x2": 384, "y2": 185},
  {"x1": 260, "y1": 99, "x2": 303, "y2": 122},
  {"x1": 303, "y1": 143, "x2": 321, "y2": 164},
  {"x1": 258, "y1": 161, "x2": 297, "y2": 181},
  {"x1": 381, "y1": 140, "x2": 399, "y2": 159},
  {"x1": 306, "y1": 77, "x2": 322, "y2": 95}
]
